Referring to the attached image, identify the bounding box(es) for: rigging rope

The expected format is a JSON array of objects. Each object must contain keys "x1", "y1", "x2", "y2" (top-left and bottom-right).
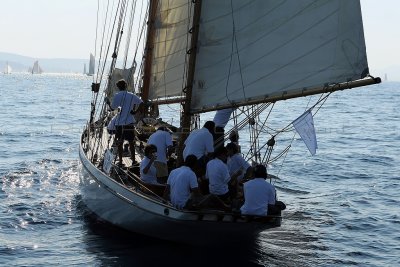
[
  {"x1": 133, "y1": 2, "x2": 149, "y2": 93},
  {"x1": 89, "y1": 0, "x2": 141, "y2": 155},
  {"x1": 93, "y1": 0, "x2": 101, "y2": 83},
  {"x1": 122, "y1": 0, "x2": 137, "y2": 68}
]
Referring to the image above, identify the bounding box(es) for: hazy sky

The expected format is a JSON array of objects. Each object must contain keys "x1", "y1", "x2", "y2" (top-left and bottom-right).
[{"x1": 0, "y1": 0, "x2": 398, "y2": 73}]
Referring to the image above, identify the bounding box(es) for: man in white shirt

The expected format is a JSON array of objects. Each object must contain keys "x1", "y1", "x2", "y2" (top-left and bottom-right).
[
  {"x1": 163, "y1": 155, "x2": 201, "y2": 209},
  {"x1": 205, "y1": 146, "x2": 239, "y2": 201},
  {"x1": 183, "y1": 121, "x2": 215, "y2": 175},
  {"x1": 213, "y1": 108, "x2": 235, "y2": 149},
  {"x1": 147, "y1": 126, "x2": 173, "y2": 182},
  {"x1": 240, "y1": 165, "x2": 276, "y2": 216},
  {"x1": 226, "y1": 142, "x2": 251, "y2": 183},
  {"x1": 139, "y1": 144, "x2": 159, "y2": 184},
  {"x1": 108, "y1": 79, "x2": 143, "y2": 166}
]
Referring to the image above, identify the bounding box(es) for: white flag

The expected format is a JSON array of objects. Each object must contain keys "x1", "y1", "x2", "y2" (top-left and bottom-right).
[{"x1": 292, "y1": 110, "x2": 318, "y2": 155}]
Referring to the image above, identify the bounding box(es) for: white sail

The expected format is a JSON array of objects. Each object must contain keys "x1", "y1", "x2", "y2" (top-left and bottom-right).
[
  {"x1": 3, "y1": 62, "x2": 12, "y2": 74},
  {"x1": 190, "y1": 0, "x2": 369, "y2": 112},
  {"x1": 32, "y1": 60, "x2": 43, "y2": 74},
  {"x1": 147, "y1": 0, "x2": 193, "y2": 101},
  {"x1": 88, "y1": 53, "x2": 95, "y2": 76}
]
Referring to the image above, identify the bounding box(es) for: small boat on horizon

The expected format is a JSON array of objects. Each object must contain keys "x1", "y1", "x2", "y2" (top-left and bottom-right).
[
  {"x1": 3, "y1": 61, "x2": 12, "y2": 74},
  {"x1": 86, "y1": 53, "x2": 95, "y2": 76},
  {"x1": 30, "y1": 60, "x2": 43, "y2": 74}
]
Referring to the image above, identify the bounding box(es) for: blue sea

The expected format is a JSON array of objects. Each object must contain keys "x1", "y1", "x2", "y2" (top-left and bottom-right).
[{"x1": 0, "y1": 73, "x2": 399, "y2": 266}]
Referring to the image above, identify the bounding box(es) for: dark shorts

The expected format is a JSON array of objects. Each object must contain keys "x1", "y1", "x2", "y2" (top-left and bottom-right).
[
  {"x1": 194, "y1": 155, "x2": 211, "y2": 178},
  {"x1": 216, "y1": 191, "x2": 231, "y2": 201},
  {"x1": 115, "y1": 125, "x2": 135, "y2": 142}
]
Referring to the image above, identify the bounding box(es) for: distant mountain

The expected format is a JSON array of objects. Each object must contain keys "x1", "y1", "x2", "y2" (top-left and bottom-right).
[{"x1": 0, "y1": 52, "x2": 89, "y2": 73}]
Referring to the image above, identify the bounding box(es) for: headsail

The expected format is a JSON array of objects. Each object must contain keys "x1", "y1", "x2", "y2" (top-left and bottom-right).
[
  {"x1": 145, "y1": 0, "x2": 193, "y2": 102},
  {"x1": 189, "y1": 0, "x2": 371, "y2": 113}
]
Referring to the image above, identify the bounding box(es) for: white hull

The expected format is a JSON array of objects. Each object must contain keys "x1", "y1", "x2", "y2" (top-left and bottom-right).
[{"x1": 79, "y1": 134, "x2": 281, "y2": 245}]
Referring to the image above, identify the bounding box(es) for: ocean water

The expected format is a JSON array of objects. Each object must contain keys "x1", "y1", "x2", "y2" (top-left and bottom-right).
[{"x1": 0, "y1": 73, "x2": 399, "y2": 267}]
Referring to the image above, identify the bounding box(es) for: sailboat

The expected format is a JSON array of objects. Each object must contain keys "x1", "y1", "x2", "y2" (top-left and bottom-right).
[
  {"x1": 87, "y1": 53, "x2": 95, "y2": 76},
  {"x1": 79, "y1": 0, "x2": 380, "y2": 245},
  {"x1": 31, "y1": 60, "x2": 43, "y2": 74},
  {"x1": 3, "y1": 61, "x2": 12, "y2": 74}
]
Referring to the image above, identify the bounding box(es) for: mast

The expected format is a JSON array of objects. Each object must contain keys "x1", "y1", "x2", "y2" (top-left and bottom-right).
[
  {"x1": 141, "y1": 0, "x2": 159, "y2": 102},
  {"x1": 176, "y1": 0, "x2": 203, "y2": 166}
]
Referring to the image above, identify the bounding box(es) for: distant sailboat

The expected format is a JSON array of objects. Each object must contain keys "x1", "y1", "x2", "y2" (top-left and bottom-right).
[
  {"x1": 3, "y1": 61, "x2": 12, "y2": 74},
  {"x1": 31, "y1": 60, "x2": 43, "y2": 74},
  {"x1": 87, "y1": 53, "x2": 95, "y2": 76},
  {"x1": 84, "y1": 63, "x2": 87, "y2": 75}
]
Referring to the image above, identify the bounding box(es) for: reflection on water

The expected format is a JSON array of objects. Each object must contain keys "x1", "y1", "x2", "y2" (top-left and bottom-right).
[
  {"x1": 0, "y1": 74, "x2": 399, "y2": 266},
  {"x1": 80, "y1": 206, "x2": 262, "y2": 266},
  {"x1": 79, "y1": 199, "x2": 322, "y2": 267}
]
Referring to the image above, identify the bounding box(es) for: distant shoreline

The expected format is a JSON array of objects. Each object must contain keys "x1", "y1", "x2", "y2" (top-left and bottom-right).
[{"x1": 1, "y1": 51, "x2": 399, "y2": 81}]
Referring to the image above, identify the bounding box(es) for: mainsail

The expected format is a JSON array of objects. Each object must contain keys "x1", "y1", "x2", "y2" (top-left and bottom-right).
[
  {"x1": 191, "y1": 0, "x2": 371, "y2": 112},
  {"x1": 143, "y1": 1, "x2": 374, "y2": 113}
]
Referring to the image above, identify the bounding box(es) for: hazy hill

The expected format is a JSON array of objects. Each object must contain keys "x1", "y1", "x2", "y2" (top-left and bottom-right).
[{"x1": 0, "y1": 52, "x2": 89, "y2": 73}]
